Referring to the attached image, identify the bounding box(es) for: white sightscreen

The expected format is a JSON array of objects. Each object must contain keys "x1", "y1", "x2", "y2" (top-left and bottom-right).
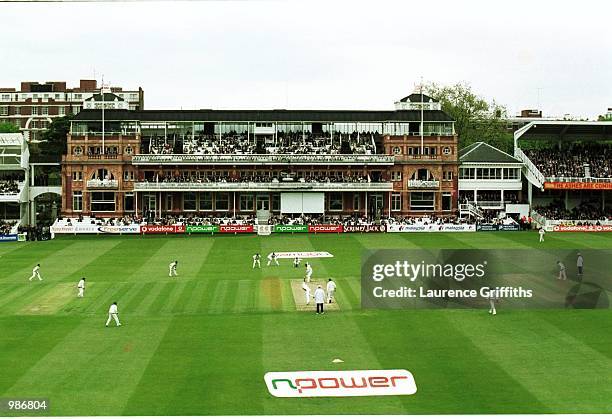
[{"x1": 280, "y1": 192, "x2": 325, "y2": 214}]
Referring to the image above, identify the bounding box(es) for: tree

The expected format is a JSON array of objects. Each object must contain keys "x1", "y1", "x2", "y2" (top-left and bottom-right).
[
  {"x1": 424, "y1": 82, "x2": 513, "y2": 152},
  {"x1": 31, "y1": 114, "x2": 73, "y2": 159},
  {"x1": 0, "y1": 122, "x2": 20, "y2": 133}
]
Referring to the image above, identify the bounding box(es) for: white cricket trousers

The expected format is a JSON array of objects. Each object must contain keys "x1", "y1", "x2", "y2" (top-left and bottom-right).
[
  {"x1": 304, "y1": 291, "x2": 310, "y2": 304},
  {"x1": 78, "y1": 287, "x2": 84, "y2": 297},
  {"x1": 106, "y1": 313, "x2": 121, "y2": 326},
  {"x1": 253, "y1": 260, "x2": 260, "y2": 268},
  {"x1": 169, "y1": 267, "x2": 177, "y2": 277},
  {"x1": 29, "y1": 272, "x2": 43, "y2": 281}
]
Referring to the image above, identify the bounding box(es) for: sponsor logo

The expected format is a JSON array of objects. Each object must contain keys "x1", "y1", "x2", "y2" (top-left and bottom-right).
[
  {"x1": 274, "y1": 224, "x2": 308, "y2": 233},
  {"x1": 544, "y1": 181, "x2": 612, "y2": 190},
  {"x1": 264, "y1": 369, "x2": 417, "y2": 398},
  {"x1": 141, "y1": 225, "x2": 184, "y2": 234},
  {"x1": 308, "y1": 225, "x2": 343, "y2": 233},
  {"x1": 553, "y1": 225, "x2": 612, "y2": 232},
  {"x1": 98, "y1": 225, "x2": 141, "y2": 234},
  {"x1": 186, "y1": 225, "x2": 219, "y2": 233},
  {"x1": 387, "y1": 224, "x2": 476, "y2": 233},
  {"x1": 271, "y1": 251, "x2": 334, "y2": 259},
  {"x1": 219, "y1": 225, "x2": 254, "y2": 234},
  {"x1": 0, "y1": 234, "x2": 18, "y2": 242},
  {"x1": 343, "y1": 225, "x2": 386, "y2": 233}
]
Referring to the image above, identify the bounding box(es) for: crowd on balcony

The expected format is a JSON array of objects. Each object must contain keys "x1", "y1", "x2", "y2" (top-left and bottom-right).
[
  {"x1": 533, "y1": 200, "x2": 612, "y2": 222},
  {"x1": 524, "y1": 144, "x2": 612, "y2": 179},
  {"x1": 141, "y1": 172, "x2": 383, "y2": 184},
  {"x1": 459, "y1": 191, "x2": 520, "y2": 204},
  {"x1": 0, "y1": 180, "x2": 19, "y2": 195},
  {"x1": 145, "y1": 131, "x2": 377, "y2": 156},
  {"x1": 1, "y1": 220, "x2": 17, "y2": 235}
]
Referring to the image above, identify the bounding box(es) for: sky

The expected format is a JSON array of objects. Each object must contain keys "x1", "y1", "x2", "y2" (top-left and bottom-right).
[{"x1": 1, "y1": 0, "x2": 611, "y2": 119}]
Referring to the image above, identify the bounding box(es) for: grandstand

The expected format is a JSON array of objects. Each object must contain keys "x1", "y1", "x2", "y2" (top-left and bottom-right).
[
  {"x1": 61, "y1": 94, "x2": 459, "y2": 222},
  {"x1": 514, "y1": 121, "x2": 612, "y2": 229},
  {"x1": 0, "y1": 133, "x2": 29, "y2": 235}
]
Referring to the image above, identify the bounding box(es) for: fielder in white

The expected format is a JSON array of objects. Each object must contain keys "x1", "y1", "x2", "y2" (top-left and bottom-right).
[
  {"x1": 305, "y1": 262, "x2": 313, "y2": 282},
  {"x1": 557, "y1": 261, "x2": 567, "y2": 280},
  {"x1": 538, "y1": 227, "x2": 546, "y2": 243},
  {"x1": 293, "y1": 257, "x2": 300, "y2": 268},
  {"x1": 326, "y1": 278, "x2": 337, "y2": 303},
  {"x1": 169, "y1": 260, "x2": 178, "y2": 277},
  {"x1": 267, "y1": 252, "x2": 279, "y2": 266},
  {"x1": 302, "y1": 279, "x2": 311, "y2": 305},
  {"x1": 105, "y1": 302, "x2": 121, "y2": 327},
  {"x1": 77, "y1": 277, "x2": 86, "y2": 298},
  {"x1": 28, "y1": 264, "x2": 43, "y2": 281},
  {"x1": 253, "y1": 253, "x2": 261, "y2": 269},
  {"x1": 488, "y1": 288, "x2": 498, "y2": 316}
]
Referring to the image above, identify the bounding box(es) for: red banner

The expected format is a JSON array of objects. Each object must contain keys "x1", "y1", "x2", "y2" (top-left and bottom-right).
[
  {"x1": 552, "y1": 225, "x2": 612, "y2": 232},
  {"x1": 544, "y1": 181, "x2": 612, "y2": 190},
  {"x1": 219, "y1": 225, "x2": 254, "y2": 234},
  {"x1": 141, "y1": 225, "x2": 185, "y2": 234},
  {"x1": 343, "y1": 225, "x2": 386, "y2": 233},
  {"x1": 308, "y1": 225, "x2": 344, "y2": 233}
]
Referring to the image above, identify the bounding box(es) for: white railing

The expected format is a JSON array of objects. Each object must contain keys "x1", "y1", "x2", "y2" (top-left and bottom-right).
[
  {"x1": 87, "y1": 179, "x2": 119, "y2": 188},
  {"x1": 133, "y1": 181, "x2": 394, "y2": 192},
  {"x1": 515, "y1": 148, "x2": 545, "y2": 187},
  {"x1": 544, "y1": 176, "x2": 612, "y2": 184},
  {"x1": 459, "y1": 203, "x2": 483, "y2": 219},
  {"x1": 132, "y1": 154, "x2": 395, "y2": 165},
  {"x1": 407, "y1": 180, "x2": 440, "y2": 188}
]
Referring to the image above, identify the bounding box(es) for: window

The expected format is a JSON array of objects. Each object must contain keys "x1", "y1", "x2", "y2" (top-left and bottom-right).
[
  {"x1": 72, "y1": 191, "x2": 83, "y2": 211},
  {"x1": 442, "y1": 146, "x2": 452, "y2": 155},
  {"x1": 329, "y1": 192, "x2": 343, "y2": 211},
  {"x1": 392, "y1": 146, "x2": 402, "y2": 155},
  {"x1": 123, "y1": 170, "x2": 134, "y2": 181},
  {"x1": 443, "y1": 171, "x2": 454, "y2": 181},
  {"x1": 124, "y1": 145, "x2": 133, "y2": 155},
  {"x1": 124, "y1": 193, "x2": 134, "y2": 212},
  {"x1": 73, "y1": 106, "x2": 80, "y2": 114},
  {"x1": 1, "y1": 94, "x2": 10, "y2": 101},
  {"x1": 239, "y1": 194, "x2": 254, "y2": 211},
  {"x1": 410, "y1": 192, "x2": 435, "y2": 211},
  {"x1": 199, "y1": 192, "x2": 213, "y2": 211},
  {"x1": 272, "y1": 193, "x2": 280, "y2": 212},
  {"x1": 41, "y1": 106, "x2": 48, "y2": 115},
  {"x1": 72, "y1": 171, "x2": 82, "y2": 181},
  {"x1": 90, "y1": 192, "x2": 115, "y2": 212},
  {"x1": 442, "y1": 192, "x2": 452, "y2": 211},
  {"x1": 58, "y1": 106, "x2": 65, "y2": 116},
  {"x1": 31, "y1": 107, "x2": 38, "y2": 115},
  {"x1": 14, "y1": 106, "x2": 20, "y2": 115},
  {"x1": 183, "y1": 192, "x2": 197, "y2": 211},
  {"x1": 391, "y1": 193, "x2": 402, "y2": 211},
  {"x1": 0, "y1": 106, "x2": 8, "y2": 116},
  {"x1": 215, "y1": 192, "x2": 229, "y2": 211},
  {"x1": 353, "y1": 194, "x2": 360, "y2": 211},
  {"x1": 73, "y1": 146, "x2": 83, "y2": 156},
  {"x1": 391, "y1": 171, "x2": 402, "y2": 181}
]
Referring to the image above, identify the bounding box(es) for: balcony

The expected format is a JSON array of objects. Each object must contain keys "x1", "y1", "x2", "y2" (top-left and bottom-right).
[
  {"x1": 407, "y1": 180, "x2": 440, "y2": 189},
  {"x1": 131, "y1": 154, "x2": 395, "y2": 166},
  {"x1": 133, "y1": 181, "x2": 394, "y2": 192},
  {"x1": 87, "y1": 179, "x2": 119, "y2": 189}
]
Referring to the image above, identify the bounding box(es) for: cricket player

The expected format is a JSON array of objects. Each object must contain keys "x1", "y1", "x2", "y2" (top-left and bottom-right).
[
  {"x1": 293, "y1": 257, "x2": 300, "y2": 268},
  {"x1": 105, "y1": 302, "x2": 121, "y2": 327},
  {"x1": 252, "y1": 253, "x2": 261, "y2": 269},
  {"x1": 267, "y1": 252, "x2": 279, "y2": 266},
  {"x1": 314, "y1": 285, "x2": 326, "y2": 314},
  {"x1": 557, "y1": 260, "x2": 567, "y2": 280},
  {"x1": 77, "y1": 277, "x2": 86, "y2": 298},
  {"x1": 302, "y1": 279, "x2": 311, "y2": 305},
  {"x1": 488, "y1": 287, "x2": 499, "y2": 316},
  {"x1": 326, "y1": 278, "x2": 337, "y2": 303},
  {"x1": 169, "y1": 260, "x2": 178, "y2": 277},
  {"x1": 28, "y1": 264, "x2": 43, "y2": 281},
  {"x1": 305, "y1": 262, "x2": 313, "y2": 282},
  {"x1": 538, "y1": 227, "x2": 546, "y2": 243},
  {"x1": 576, "y1": 252, "x2": 584, "y2": 279}
]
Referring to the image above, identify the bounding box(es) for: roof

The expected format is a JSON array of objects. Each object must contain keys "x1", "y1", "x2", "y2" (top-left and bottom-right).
[
  {"x1": 514, "y1": 120, "x2": 612, "y2": 144},
  {"x1": 459, "y1": 142, "x2": 521, "y2": 163},
  {"x1": 0, "y1": 133, "x2": 24, "y2": 147},
  {"x1": 85, "y1": 92, "x2": 124, "y2": 102},
  {"x1": 72, "y1": 108, "x2": 454, "y2": 122},
  {"x1": 398, "y1": 93, "x2": 438, "y2": 103}
]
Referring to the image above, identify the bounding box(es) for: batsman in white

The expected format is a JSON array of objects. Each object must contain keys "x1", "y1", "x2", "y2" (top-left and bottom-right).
[
  {"x1": 28, "y1": 264, "x2": 43, "y2": 281},
  {"x1": 77, "y1": 277, "x2": 85, "y2": 298},
  {"x1": 305, "y1": 262, "x2": 313, "y2": 282},
  {"x1": 169, "y1": 260, "x2": 178, "y2": 277},
  {"x1": 301, "y1": 279, "x2": 311, "y2": 305},
  {"x1": 105, "y1": 302, "x2": 122, "y2": 327},
  {"x1": 326, "y1": 278, "x2": 337, "y2": 303},
  {"x1": 267, "y1": 252, "x2": 279, "y2": 266},
  {"x1": 538, "y1": 227, "x2": 546, "y2": 243}
]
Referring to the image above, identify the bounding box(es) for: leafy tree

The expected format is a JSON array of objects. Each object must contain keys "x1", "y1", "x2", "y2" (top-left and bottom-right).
[
  {"x1": 31, "y1": 114, "x2": 73, "y2": 159},
  {"x1": 424, "y1": 82, "x2": 513, "y2": 152},
  {"x1": 0, "y1": 122, "x2": 20, "y2": 133}
]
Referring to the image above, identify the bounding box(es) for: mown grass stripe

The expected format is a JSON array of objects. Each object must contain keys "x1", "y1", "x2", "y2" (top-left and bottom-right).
[
  {"x1": 132, "y1": 282, "x2": 167, "y2": 315},
  {"x1": 146, "y1": 282, "x2": 176, "y2": 315},
  {"x1": 171, "y1": 280, "x2": 199, "y2": 314},
  {"x1": 160, "y1": 281, "x2": 188, "y2": 315},
  {"x1": 184, "y1": 280, "x2": 208, "y2": 314},
  {"x1": 208, "y1": 280, "x2": 229, "y2": 314}
]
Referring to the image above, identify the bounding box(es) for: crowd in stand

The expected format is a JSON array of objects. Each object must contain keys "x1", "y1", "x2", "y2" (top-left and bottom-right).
[
  {"x1": 146, "y1": 131, "x2": 377, "y2": 156},
  {"x1": 1, "y1": 220, "x2": 17, "y2": 235},
  {"x1": 525, "y1": 144, "x2": 612, "y2": 178},
  {"x1": 533, "y1": 200, "x2": 612, "y2": 222},
  {"x1": 0, "y1": 173, "x2": 23, "y2": 195},
  {"x1": 142, "y1": 172, "x2": 379, "y2": 184}
]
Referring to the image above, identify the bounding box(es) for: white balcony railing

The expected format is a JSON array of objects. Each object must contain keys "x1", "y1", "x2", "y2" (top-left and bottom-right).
[
  {"x1": 131, "y1": 154, "x2": 395, "y2": 165},
  {"x1": 133, "y1": 181, "x2": 394, "y2": 192},
  {"x1": 87, "y1": 179, "x2": 119, "y2": 189},
  {"x1": 407, "y1": 179, "x2": 440, "y2": 188}
]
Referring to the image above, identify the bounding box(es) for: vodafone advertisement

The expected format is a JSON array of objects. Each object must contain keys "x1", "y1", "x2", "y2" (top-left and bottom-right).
[
  {"x1": 552, "y1": 225, "x2": 612, "y2": 232},
  {"x1": 219, "y1": 225, "x2": 254, "y2": 234},
  {"x1": 140, "y1": 225, "x2": 186, "y2": 234},
  {"x1": 308, "y1": 225, "x2": 343, "y2": 233}
]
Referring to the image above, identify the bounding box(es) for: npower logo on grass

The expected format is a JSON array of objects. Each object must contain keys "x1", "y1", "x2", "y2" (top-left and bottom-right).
[{"x1": 264, "y1": 369, "x2": 417, "y2": 398}]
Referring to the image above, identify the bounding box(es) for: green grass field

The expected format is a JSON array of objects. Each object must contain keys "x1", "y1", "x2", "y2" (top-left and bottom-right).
[{"x1": 1, "y1": 231, "x2": 612, "y2": 415}]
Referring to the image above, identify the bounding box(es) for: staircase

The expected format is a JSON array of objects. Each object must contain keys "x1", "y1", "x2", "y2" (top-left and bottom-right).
[
  {"x1": 459, "y1": 203, "x2": 483, "y2": 220},
  {"x1": 515, "y1": 148, "x2": 545, "y2": 189}
]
